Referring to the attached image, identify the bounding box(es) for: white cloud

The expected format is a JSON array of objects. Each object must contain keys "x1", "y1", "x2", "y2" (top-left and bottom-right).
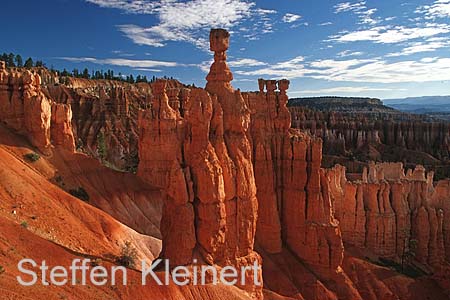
[
  {"x1": 319, "y1": 22, "x2": 333, "y2": 26},
  {"x1": 282, "y1": 13, "x2": 301, "y2": 23},
  {"x1": 334, "y1": 1, "x2": 367, "y2": 13},
  {"x1": 134, "y1": 68, "x2": 162, "y2": 72},
  {"x1": 111, "y1": 50, "x2": 135, "y2": 57},
  {"x1": 416, "y1": 0, "x2": 450, "y2": 19},
  {"x1": 298, "y1": 86, "x2": 404, "y2": 94},
  {"x1": 330, "y1": 23, "x2": 450, "y2": 43},
  {"x1": 85, "y1": 0, "x2": 158, "y2": 13},
  {"x1": 387, "y1": 39, "x2": 450, "y2": 56},
  {"x1": 334, "y1": 1, "x2": 380, "y2": 24},
  {"x1": 87, "y1": 0, "x2": 276, "y2": 49},
  {"x1": 311, "y1": 58, "x2": 450, "y2": 83},
  {"x1": 235, "y1": 54, "x2": 450, "y2": 83},
  {"x1": 235, "y1": 56, "x2": 307, "y2": 78},
  {"x1": 337, "y1": 50, "x2": 364, "y2": 57},
  {"x1": 58, "y1": 57, "x2": 179, "y2": 68},
  {"x1": 228, "y1": 58, "x2": 267, "y2": 67}
]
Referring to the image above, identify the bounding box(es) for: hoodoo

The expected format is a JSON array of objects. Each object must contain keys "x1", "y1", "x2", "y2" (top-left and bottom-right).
[{"x1": 137, "y1": 28, "x2": 262, "y2": 299}]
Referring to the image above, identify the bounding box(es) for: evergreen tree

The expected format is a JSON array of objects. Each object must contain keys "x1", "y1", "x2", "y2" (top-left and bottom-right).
[
  {"x1": 24, "y1": 57, "x2": 34, "y2": 68},
  {"x1": 82, "y1": 68, "x2": 90, "y2": 79},
  {"x1": 35, "y1": 60, "x2": 44, "y2": 67},
  {"x1": 72, "y1": 68, "x2": 79, "y2": 77},
  {"x1": 61, "y1": 68, "x2": 70, "y2": 77},
  {"x1": 15, "y1": 54, "x2": 23, "y2": 67},
  {"x1": 1, "y1": 53, "x2": 7, "y2": 63},
  {"x1": 7, "y1": 53, "x2": 15, "y2": 67}
]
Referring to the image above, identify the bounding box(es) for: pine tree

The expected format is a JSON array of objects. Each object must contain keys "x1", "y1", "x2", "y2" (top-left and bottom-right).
[
  {"x1": 15, "y1": 54, "x2": 23, "y2": 67},
  {"x1": 24, "y1": 57, "x2": 34, "y2": 68},
  {"x1": 7, "y1": 53, "x2": 15, "y2": 67},
  {"x1": 1, "y1": 53, "x2": 8, "y2": 64},
  {"x1": 61, "y1": 68, "x2": 70, "y2": 77},
  {"x1": 82, "y1": 68, "x2": 90, "y2": 79}
]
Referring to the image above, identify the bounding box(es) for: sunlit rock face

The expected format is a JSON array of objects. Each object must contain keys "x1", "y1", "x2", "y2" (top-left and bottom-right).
[
  {"x1": 0, "y1": 63, "x2": 75, "y2": 154},
  {"x1": 244, "y1": 79, "x2": 345, "y2": 274},
  {"x1": 328, "y1": 162, "x2": 449, "y2": 270},
  {"x1": 137, "y1": 28, "x2": 262, "y2": 299}
]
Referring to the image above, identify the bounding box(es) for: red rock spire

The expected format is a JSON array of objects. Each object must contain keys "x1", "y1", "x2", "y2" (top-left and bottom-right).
[{"x1": 206, "y1": 28, "x2": 233, "y2": 93}]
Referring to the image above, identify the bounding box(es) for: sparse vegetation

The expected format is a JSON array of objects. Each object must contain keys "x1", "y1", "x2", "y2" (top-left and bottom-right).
[
  {"x1": 24, "y1": 152, "x2": 40, "y2": 162},
  {"x1": 69, "y1": 187, "x2": 90, "y2": 202},
  {"x1": 90, "y1": 258, "x2": 102, "y2": 267},
  {"x1": 97, "y1": 131, "x2": 107, "y2": 162},
  {"x1": 125, "y1": 153, "x2": 139, "y2": 173},
  {"x1": 116, "y1": 241, "x2": 138, "y2": 268},
  {"x1": 401, "y1": 238, "x2": 418, "y2": 272},
  {"x1": 0, "y1": 265, "x2": 5, "y2": 275},
  {"x1": 20, "y1": 221, "x2": 28, "y2": 228},
  {"x1": 1, "y1": 51, "x2": 174, "y2": 83}
]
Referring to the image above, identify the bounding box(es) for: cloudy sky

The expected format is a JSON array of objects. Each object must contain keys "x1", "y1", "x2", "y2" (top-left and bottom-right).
[{"x1": 3, "y1": 0, "x2": 450, "y2": 98}]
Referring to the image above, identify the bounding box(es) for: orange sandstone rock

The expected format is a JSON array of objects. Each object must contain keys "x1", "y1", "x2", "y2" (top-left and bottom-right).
[{"x1": 328, "y1": 163, "x2": 449, "y2": 270}]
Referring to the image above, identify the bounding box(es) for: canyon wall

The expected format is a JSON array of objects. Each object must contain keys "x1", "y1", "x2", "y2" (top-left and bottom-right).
[
  {"x1": 290, "y1": 107, "x2": 450, "y2": 171},
  {"x1": 244, "y1": 80, "x2": 344, "y2": 273},
  {"x1": 0, "y1": 61, "x2": 75, "y2": 154},
  {"x1": 328, "y1": 162, "x2": 449, "y2": 270},
  {"x1": 43, "y1": 77, "x2": 185, "y2": 170}
]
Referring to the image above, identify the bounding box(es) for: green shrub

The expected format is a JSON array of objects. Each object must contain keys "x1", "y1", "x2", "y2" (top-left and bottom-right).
[
  {"x1": 20, "y1": 221, "x2": 28, "y2": 228},
  {"x1": 97, "y1": 131, "x2": 107, "y2": 162},
  {"x1": 24, "y1": 152, "x2": 40, "y2": 162},
  {"x1": 116, "y1": 241, "x2": 137, "y2": 268},
  {"x1": 69, "y1": 187, "x2": 90, "y2": 202},
  {"x1": 0, "y1": 265, "x2": 4, "y2": 275}
]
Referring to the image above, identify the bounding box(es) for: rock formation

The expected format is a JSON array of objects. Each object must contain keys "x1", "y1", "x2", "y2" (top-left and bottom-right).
[
  {"x1": 244, "y1": 79, "x2": 345, "y2": 273},
  {"x1": 0, "y1": 63, "x2": 75, "y2": 154},
  {"x1": 51, "y1": 103, "x2": 76, "y2": 151},
  {"x1": 328, "y1": 162, "x2": 449, "y2": 270},
  {"x1": 290, "y1": 107, "x2": 450, "y2": 178},
  {"x1": 137, "y1": 29, "x2": 262, "y2": 299}
]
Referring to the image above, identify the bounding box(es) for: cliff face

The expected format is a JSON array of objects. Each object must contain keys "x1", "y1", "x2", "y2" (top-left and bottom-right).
[
  {"x1": 0, "y1": 61, "x2": 75, "y2": 154},
  {"x1": 137, "y1": 29, "x2": 262, "y2": 299},
  {"x1": 328, "y1": 162, "x2": 449, "y2": 270},
  {"x1": 244, "y1": 80, "x2": 344, "y2": 272},
  {"x1": 290, "y1": 107, "x2": 450, "y2": 178},
  {"x1": 43, "y1": 77, "x2": 185, "y2": 170},
  {"x1": 289, "y1": 96, "x2": 391, "y2": 113}
]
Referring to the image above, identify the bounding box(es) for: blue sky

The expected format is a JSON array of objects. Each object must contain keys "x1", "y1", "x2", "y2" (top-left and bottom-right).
[{"x1": 2, "y1": 0, "x2": 450, "y2": 99}]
